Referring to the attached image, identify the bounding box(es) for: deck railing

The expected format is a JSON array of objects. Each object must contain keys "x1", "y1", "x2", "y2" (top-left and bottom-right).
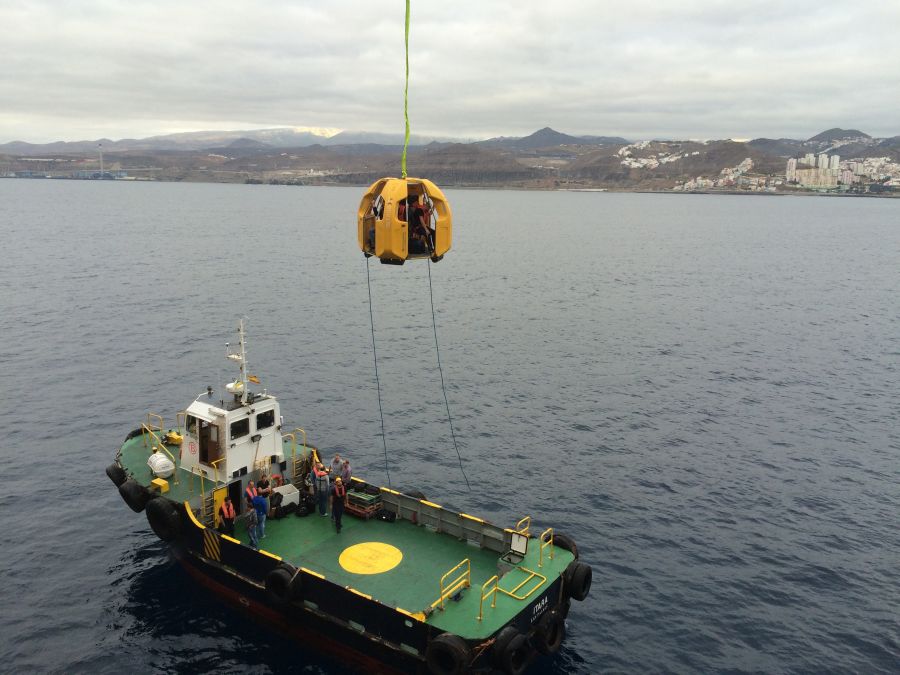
[
  {"x1": 539, "y1": 527, "x2": 554, "y2": 568},
  {"x1": 432, "y1": 558, "x2": 470, "y2": 611},
  {"x1": 140, "y1": 422, "x2": 180, "y2": 486},
  {"x1": 516, "y1": 515, "x2": 531, "y2": 535},
  {"x1": 478, "y1": 575, "x2": 499, "y2": 621}
]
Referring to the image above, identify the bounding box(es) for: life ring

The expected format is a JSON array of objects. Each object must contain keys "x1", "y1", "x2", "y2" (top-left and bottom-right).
[
  {"x1": 552, "y1": 532, "x2": 579, "y2": 559},
  {"x1": 118, "y1": 479, "x2": 150, "y2": 513},
  {"x1": 146, "y1": 497, "x2": 181, "y2": 542},
  {"x1": 491, "y1": 626, "x2": 531, "y2": 675},
  {"x1": 534, "y1": 608, "x2": 565, "y2": 655},
  {"x1": 106, "y1": 462, "x2": 127, "y2": 487},
  {"x1": 425, "y1": 633, "x2": 471, "y2": 675},
  {"x1": 564, "y1": 561, "x2": 592, "y2": 602},
  {"x1": 265, "y1": 564, "x2": 301, "y2": 605}
]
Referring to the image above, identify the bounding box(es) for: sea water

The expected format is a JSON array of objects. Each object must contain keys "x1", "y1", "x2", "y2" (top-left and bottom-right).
[{"x1": 0, "y1": 180, "x2": 897, "y2": 673}]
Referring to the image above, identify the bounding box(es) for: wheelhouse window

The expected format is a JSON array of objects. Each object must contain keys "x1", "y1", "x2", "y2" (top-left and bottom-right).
[
  {"x1": 230, "y1": 418, "x2": 250, "y2": 440},
  {"x1": 256, "y1": 409, "x2": 275, "y2": 431},
  {"x1": 186, "y1": 415, "x2": 198, "y2": 435}
]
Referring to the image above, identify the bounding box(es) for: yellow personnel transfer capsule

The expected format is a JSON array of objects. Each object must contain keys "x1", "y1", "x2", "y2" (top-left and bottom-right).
[{"x1": 358, "y1": 177, "x2": 452, "y2": 265}]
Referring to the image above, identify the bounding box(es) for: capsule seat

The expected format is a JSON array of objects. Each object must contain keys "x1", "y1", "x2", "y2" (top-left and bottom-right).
[{"x1": 358, "y1": 177, "x2": 452, "y2": 264}]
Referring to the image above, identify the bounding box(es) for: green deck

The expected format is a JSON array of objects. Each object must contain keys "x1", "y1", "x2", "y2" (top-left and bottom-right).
[
  {"x1": 118, "y1": 431, "x2": 573, "y2": 639},
  {"x1": 118, "y1": 430, "x2": 311, "y2": 504}
]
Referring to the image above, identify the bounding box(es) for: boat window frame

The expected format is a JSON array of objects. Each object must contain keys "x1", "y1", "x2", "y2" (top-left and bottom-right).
[
  {"x1": 230, "y1": 417, "x2": 250, "y2": 441},
  {"x1": 256, "y1": 409, "x2": 275, "y2": 431}
]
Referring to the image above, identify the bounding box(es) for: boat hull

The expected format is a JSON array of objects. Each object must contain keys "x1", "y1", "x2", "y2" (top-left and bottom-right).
[{"x1": 171, "y1": 543, "x2": 423, "y2": 674}]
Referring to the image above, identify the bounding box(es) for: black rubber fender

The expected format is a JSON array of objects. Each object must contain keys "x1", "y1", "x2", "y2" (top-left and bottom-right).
[
  {"x1": 425, "y1": 632, "x2": 472, "y2": 675},
  {"x1": 552, "y1": 532, "x2": 579, "y2": 559},
  {"x1": 534, "y1": 608, "x2": 566, "y2": 655},
  {"x1": 125, "y1": 427, "x2": 146, "y2": 440},
  {"x1": 118, "y1": 479, "x2": 150, "y2": 513},
  {"x1": 105, "y1": 462, "x2": 127, "y2": 487},
  {"x1": 265, "y1": 564, "x2": 301, "y2": 604},
  {"x1": 491, "y1": 627, "x2": 531, "y2": 675},
  {"x1": 146, "y1": 497, "x2": 181, "y2": 542},
  {"x1": 405, "y1": 489, "x2": 427, "y2": 500},
  {"x1": 564, "y1": 560, "x2": 592, "y2": 602}
]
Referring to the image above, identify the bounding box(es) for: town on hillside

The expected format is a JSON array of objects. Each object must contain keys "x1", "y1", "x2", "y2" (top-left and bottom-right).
[{"x1": 2, "y1": 127, "x2": 898, "y2": 196}]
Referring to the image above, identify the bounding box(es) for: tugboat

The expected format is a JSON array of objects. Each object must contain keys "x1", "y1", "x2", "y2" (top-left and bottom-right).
[{"x1": 107, "y1": 320, "x2": 592, "y2": 674}]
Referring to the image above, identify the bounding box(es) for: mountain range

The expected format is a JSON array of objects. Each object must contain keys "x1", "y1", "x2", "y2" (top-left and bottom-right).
[
  {"x1": 3, "y1": 127, "x2": 898, "y2": 190},
  {"x1": 0, "y1": 126, "x2": 629, "y2": 155}
]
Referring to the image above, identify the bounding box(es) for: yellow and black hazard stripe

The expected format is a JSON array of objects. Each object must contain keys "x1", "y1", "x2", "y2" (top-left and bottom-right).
[{"x1": 203, "y1": 528, "x2": 221, "y2": 561}]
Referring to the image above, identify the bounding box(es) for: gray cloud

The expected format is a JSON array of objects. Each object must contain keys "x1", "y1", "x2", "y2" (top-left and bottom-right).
[{"x1": 2, "y1": 0, "x2": 898, "y2": 143}]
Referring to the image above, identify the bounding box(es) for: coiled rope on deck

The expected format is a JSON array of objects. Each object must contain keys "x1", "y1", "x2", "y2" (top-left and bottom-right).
[
  {"x1": 427, "y1": 260, "x2": 470, "y2": 490},
  {"x1": 366, "y1": 256, "x2": 391, "y2": 488}
]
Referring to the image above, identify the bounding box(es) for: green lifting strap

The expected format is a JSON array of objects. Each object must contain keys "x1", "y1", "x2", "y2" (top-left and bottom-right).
[{"x1": 401, "y1": 0, "x2": 411, "y2": 178}]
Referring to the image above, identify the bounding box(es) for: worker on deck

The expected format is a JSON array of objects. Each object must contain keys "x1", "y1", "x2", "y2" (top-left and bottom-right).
[
  {"x1": 330, "y1": 453, "x2": 343, "y2": 475},
  {"x1": 252, "y1": 494, "x2": 268, "y2": 539},
  {"x1": 246, "y1": 499, "x2": 259, "y2": 550},
  {"x1": 257, "y1": 473, "x2": 272, "y2": 515},
  {"x1": 332, "y1": 477, "x2": 347, "y2": 534},
  {"x1": 218, "y1": 496, "x2": 236, "y2": 536},
  {"x1": 245, "y1": 480, "x2": 258, "y2": 507},
  {"x1": 313, "y1": 462, "x2": 330, "y2": 516}
]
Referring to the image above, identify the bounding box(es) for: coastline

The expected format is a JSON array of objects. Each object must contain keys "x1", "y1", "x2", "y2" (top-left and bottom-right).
[{"x1": 2, "y1": 174, "x2": 897, "y2": 198}]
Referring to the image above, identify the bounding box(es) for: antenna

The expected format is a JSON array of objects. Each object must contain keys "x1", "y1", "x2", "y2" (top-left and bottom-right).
[{"x1": 238, "y1": 318, "x2": 249, "y2": 405}]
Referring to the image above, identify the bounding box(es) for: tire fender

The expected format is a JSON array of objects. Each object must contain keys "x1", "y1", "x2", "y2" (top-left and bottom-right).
[
  {"x1": 564, "y1": 561, "x2": 592, "y2": 602},
  {"x1": 146, "y1": 497, "x2": 181, "y2": 542},
  {"x1": 552, "y1": 532, "x2": 579, "y2": 559},
  {"x1": 265, "y1": 564, "x2": 301, "y2": 604},
  {"x1": 534, "y1": 608, "x2": 566, "y2": 655},
  {"x1": 106, "y1": 462, "x2": 127, "y2": 487},
  {"x1": 492, "y1": 626, "x2": 531, "y2": 675},
  {"x1": 425, "y1": 632, "x2": 471, "y2": 675},
  {"x1": 118, "y1": 479, "x2": 150, "y2": 513}
]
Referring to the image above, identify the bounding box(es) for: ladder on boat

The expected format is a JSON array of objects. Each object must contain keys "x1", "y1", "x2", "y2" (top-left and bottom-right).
[{"x1": 201, "y1": 491, "x2": 216, "y2": 528}]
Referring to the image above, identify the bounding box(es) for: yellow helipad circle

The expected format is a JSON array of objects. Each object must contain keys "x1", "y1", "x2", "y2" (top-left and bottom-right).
[{"x1": 339, "y1": 542, "x2": 403, "y2": 575}]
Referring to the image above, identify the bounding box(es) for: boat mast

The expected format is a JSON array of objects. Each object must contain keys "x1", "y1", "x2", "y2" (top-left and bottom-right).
[{"x1": 238, "y1": 318, "x2": 249, "y2": 405}]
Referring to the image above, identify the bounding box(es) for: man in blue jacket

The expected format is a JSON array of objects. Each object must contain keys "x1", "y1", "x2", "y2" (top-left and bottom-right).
[{"x1": 252, "y1": 494, "x2": 268, "y2": 539}]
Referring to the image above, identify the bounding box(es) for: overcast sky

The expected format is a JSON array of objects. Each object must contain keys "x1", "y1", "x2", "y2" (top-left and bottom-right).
[{"x1": 2, "y1": 1, "x2": 899, "y2": 144}]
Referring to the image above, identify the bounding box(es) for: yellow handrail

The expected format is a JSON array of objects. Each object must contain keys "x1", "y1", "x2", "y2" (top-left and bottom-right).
[
  {"x1": 496, "y1": 566, "x2": 547, "y2": 601},
  {"x1": 293, "y1": 427, "x2": 307, "y2": 458},
  {"x1": 516, "y1": 516, "x2": 531, "y2": 535},
  {"x1": 146, "y1": 412, "x2": 164, "y2": 433},
  {"x1": 189, "y1": 465, "x2": 206, "y2": 496},
  {"x1": 539, "y1": 527, "x2": 554, "y2": 568},
  {"x1": 210, "y1": 457, "x2": 225, "y2": 482},
  {"x1": 431, "y1": 559, "x2": 470, "y2": 611},
  {"x1": 143, "y1": 424, "x2": 176, "y2": 464},
  {"x1": 478, "y1": 575, "x2": 499, "y2": 621}
]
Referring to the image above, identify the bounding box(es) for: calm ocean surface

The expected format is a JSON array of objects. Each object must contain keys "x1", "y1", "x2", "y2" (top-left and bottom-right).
[{"x1": 0, "y1": 180, "x2": 897, "y2": 674}]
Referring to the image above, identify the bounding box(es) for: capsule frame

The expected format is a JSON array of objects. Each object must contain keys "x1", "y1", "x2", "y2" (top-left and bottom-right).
[{"x1": 358, "y1": 177, "x2": 452, "y2": 264}]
